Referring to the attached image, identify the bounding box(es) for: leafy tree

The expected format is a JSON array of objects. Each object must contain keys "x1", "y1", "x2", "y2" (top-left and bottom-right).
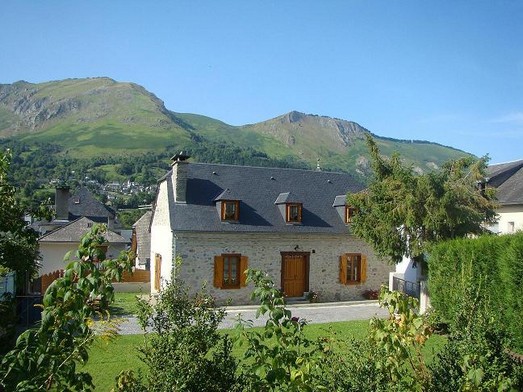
[
  {"x1": 0, "y1": 224, "x2": 134, "y2": 391},
  {"x1": 236, "y1": 269, "x2": 328, "y2": 391},
  {"x1": 123, "y1": 257, "x2": 239, "y2": 391},
  {"x1": 346, "y1": 135, "x2": 497, "y2": 264},
  {"x1": 0, "y1": 149, "x2": 40, "y2": 286},
  {"x1": 321, "y1": 287, "x2": 432, "y2": 392},
  {"x1": 428, "y1": 280, "x2": 523, "y2": 391}
]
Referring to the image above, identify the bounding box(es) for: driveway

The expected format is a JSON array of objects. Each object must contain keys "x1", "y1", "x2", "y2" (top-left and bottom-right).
[{"x1": 116, "y1": 300, "x2": 388, "y2": 335}]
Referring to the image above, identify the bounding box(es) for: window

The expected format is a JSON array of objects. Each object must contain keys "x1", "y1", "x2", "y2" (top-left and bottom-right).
[
  {"x1": 221, "y1": 200, "x2": 240, "y2": 221},
  {"x1": 214, "y1": 254, "x2": 248, "y2": 289},
  {"x1": 286, "y1": 203, "x2": 302, "y2": 223},
  {"x1": 508, "y1": 221, "x2": 515, "y2": 233},
  {"x1": 339, "y1": 253, "x2": 367, "y2": 285},
  {"x1": 345, "y1": 206, "x2": 357, "y2": 224}
]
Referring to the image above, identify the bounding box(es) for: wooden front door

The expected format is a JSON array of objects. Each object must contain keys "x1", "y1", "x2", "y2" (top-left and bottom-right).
[
  {"x1": 154, "y1": 254, "x2": 162, "y2": 291},
  {"x1": 281, "y1": 253, "x2": 309, "y2": 297}
]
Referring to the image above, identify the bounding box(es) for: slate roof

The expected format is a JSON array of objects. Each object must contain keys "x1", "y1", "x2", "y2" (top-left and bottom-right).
[
  {"x1": 68, "y1": 187, "x2": 115, "y2": 222},
  {"x1": 487, "y1": 160, "x2": 523, "y2": 205},
  {"x1": 166, "y1": 163, "x2": 365, "y2": 234},
  {"x1": 39, "y1": 217, "x2": 128, "y2": 243}
]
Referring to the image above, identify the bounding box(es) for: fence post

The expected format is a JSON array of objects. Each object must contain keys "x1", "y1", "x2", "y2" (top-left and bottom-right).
[{"x1": 419, "y1": 280, "x2": 430, "y2": 314}]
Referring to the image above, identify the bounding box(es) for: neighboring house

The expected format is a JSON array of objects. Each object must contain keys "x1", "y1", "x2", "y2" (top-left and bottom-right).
[
  {"x1": 487, "y1": 159, "x2": 523, "y2": 234},
  {"x1": 38, "y1": 217, "x2": 128, "y2": 276},
  {"x1": 131, "y1": 210, "x2": 152, "y2": 270},
  {"x1": 36, "y1": 186, "x2": 116, "y2": 235},
  {"x1": 34, "y1": 186, "x2": 129, "y2": 291},
  {"x1": 150, "y1": 153, "x2": 393, "y2": 305}
]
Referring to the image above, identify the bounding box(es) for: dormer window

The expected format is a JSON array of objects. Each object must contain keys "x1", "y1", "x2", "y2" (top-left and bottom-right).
[
  {"x1": 214, "y1": 189, "x2": 241, "y2": 223},
  {"x1": 275, "y1": 192, "x2": 303, "y2": 224},
  {"x1": 345, "y1": 206, "x2": 357, "y2": 224},
  {"x1": 221, "y1": 200, "x2": 240, "y2": 221},
  {"x1": 286, "y1": 203, "x2": 302, "y2": 223}
]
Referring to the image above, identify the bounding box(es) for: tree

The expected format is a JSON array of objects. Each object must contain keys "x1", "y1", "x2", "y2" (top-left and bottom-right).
[
  {"x1": 122, "y1": 257, "x2": 239, "y2": 391},
  {"x1": 0, "y1": 149, "x2": 40, "y2": 286},
  {"x1": 346, "y1": 136, "x2": 497, "y2": 264},
  {"x1": 0, "y1": 224, "x2": 134, "y2": 391}
]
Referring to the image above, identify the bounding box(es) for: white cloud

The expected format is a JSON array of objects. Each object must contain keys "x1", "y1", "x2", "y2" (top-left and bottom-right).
[{"x1": 491, "y1": 112, "x2": 523, "y2": 126}]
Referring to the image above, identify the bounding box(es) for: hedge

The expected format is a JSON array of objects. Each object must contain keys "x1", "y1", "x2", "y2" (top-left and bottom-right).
[{"x1": 428, "y1": 232, "x2": 523, "y2": 351}]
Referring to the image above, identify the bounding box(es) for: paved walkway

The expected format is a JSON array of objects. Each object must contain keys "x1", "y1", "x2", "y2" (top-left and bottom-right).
[{"x1": 115, "y1": 300, "x2": 388, "y2": 335}]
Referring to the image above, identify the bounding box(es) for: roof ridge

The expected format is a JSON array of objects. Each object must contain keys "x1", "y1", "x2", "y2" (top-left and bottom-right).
[{"x1": 188, "y1": 161, "x2": 352, "y2": 176}]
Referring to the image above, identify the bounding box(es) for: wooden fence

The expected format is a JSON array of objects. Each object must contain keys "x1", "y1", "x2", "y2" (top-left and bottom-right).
[
  {"x1": 40, "y1": 270, "x2": 64, "y2": 293},
  {"x1": 37, "y1": 268, "x2": 150, "y2": 294},
  {"x1": 121, "y1": 269, "x2": 150, "y2": 283}
]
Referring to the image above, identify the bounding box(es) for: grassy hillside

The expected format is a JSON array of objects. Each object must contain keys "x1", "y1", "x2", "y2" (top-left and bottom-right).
[
  {"x1": 0, "y1": 78, "x2": 191, "y2": 156},
  {"x1": 0, "y1": 78, "x2": 471, "y2": 183}
]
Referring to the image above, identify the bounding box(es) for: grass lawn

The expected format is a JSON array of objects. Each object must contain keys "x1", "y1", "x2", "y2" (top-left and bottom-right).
[
  {"x1": 83, "y1": 320, "x2": 447, "y2": 390},
  {"x1": 109, "y1": 292, "x2": 143, "y2": 316}
]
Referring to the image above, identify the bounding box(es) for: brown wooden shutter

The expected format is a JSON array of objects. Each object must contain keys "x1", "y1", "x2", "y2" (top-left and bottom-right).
[
  {"x1": 360, "y1": 254, "x2": 367, "y2": 283},
  {"x1": 214, "y1": 256, "x2": 224, "y2": 288},
  {"x1": 339, "y1": 254, "x2": 347, "y2": 285},
  {"x1": 240, "y1": 256, "x2": 248, "y2": 287},
  {"x1": 298, "y1": 204, "x2": 303, "y2": 222}
]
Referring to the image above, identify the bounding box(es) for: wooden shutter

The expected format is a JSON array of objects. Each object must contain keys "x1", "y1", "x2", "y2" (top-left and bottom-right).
[
  {"x1": 240, "y1": 256, "x2": 248, "y2": 287},
  {"x1": 339, "y1": 254, "x2": 347, "y2": 285},
  {"x1": 214, "y1": 256, "x2": 224, "y2": 288},
  {"x1": 360, "y1": 254, "x2": 367, "y2": 283}
]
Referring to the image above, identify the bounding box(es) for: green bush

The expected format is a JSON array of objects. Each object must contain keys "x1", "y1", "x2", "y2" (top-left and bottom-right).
[
  {"x1": 429, "y1": 282, "x2": 523, "y2": 391},
  {"x1": 428, "y1": 232, "x2": 523, "y2": 352},
  {"x1": 129, "y1": 263, "x2": 239, "y2": 392}
]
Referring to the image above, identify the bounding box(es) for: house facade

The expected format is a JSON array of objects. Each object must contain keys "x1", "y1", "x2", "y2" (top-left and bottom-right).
[
  {"x1": 150, "y1": 154, "x2": 393, "y2": 304},
  {"x1": 487, "y1": 159, "x2": 523, "y2": 234},
  {"x1": 38, "y1": 217, "x2": 128, "y2": 276}
]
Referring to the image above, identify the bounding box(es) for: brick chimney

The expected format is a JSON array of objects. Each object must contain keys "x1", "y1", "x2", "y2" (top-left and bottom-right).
[
  {"x1": 170, "y1": 151, "x2": 190, "y2": 203},
  {"x1": 55, "y1": 186, "x2": 70, "y2": 220}
]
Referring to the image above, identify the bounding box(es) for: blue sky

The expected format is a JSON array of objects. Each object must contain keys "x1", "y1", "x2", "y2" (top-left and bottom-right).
[{"x1": 1, "y1": 1, "x2": 522, "y2": 164}]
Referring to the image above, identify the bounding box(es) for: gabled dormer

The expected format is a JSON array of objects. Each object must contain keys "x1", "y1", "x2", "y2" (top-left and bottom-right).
[
  {"x1": 275, "y1": 192, "x2": 303, "y2": 224},
  {"x1": 333, "y1": 195, "x2": 356, "y2": 225},
  {"x1": 214, "y1": 189, "x2": 241, "y2": 222}
]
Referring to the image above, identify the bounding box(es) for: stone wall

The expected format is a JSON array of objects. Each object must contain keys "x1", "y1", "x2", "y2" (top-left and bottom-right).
[{"x1": 172, "y1": 231, "x2": 393, "y2": 305}]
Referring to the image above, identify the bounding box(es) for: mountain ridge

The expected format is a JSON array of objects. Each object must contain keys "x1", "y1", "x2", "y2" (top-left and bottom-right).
[{"x1": 0, "y1": 77, "x2": 470, "y2": 179}]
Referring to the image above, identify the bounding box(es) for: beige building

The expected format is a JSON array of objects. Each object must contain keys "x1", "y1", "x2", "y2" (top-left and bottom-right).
[
  {"x1": 38, "y1": 217, "x2": 128, "y2": 276},
  {"x1": 150, "y1": 153, "x2": 393, "y2": 305}
]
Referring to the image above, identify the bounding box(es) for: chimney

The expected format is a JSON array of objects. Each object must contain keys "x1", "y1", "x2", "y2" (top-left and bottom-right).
[
  {"x1": 170, "y1": 151, "x2": 190, "y2": 203},
  {"x1": 55, "y1": 186, "x2": 70, "y2": 220}
]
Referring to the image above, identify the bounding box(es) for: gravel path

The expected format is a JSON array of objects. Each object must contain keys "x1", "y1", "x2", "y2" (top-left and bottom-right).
[{"x1": 115, "y1": 301, "x2": 388, "y2": 335}]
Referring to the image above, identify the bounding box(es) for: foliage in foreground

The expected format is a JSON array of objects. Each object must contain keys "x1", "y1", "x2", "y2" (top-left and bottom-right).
[
  {"x1": 0, "y1": 225, "x2": 134, "y2": 391},
  {"x1": 115, "y1": 258, "x2": 238, "y2": 392},
  {"x1": 428, "y1": 282, "x2": 523, "y2": 391}
]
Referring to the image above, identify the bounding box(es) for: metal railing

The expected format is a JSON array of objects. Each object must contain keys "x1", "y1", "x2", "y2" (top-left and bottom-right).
[{"x1": 392, "y1": 276, "x2": 420, "y2": 299}]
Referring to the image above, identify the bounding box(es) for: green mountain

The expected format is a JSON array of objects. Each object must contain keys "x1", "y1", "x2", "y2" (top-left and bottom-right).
[{"x1": 0, "y1": 77, "x2": 470, "y2": 181}]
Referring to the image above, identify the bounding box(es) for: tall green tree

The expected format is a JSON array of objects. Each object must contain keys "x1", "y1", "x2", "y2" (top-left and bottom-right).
[{"x1": 347, "y1": 136, "x2": 497, "y2": 264}]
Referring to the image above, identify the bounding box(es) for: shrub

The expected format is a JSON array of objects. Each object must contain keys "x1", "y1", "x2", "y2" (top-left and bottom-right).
[
  {"x1": 429, "y1": 281, "x2": 523, "y2": 391},
  {"x1": 428, "y1": 233, "x2": 523, "y2": 352},
  {"x1": 131, "y1": 260, "x2": 239, "y2": 392}
]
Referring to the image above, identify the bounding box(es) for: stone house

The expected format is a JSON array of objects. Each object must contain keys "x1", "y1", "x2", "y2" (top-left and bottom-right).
[
  {"x1": 487, "y1": 159, "x2": 523, "y2": 234},
  {"x1": 149, "y1": 153, "x2": 393, "y2": 304}
]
